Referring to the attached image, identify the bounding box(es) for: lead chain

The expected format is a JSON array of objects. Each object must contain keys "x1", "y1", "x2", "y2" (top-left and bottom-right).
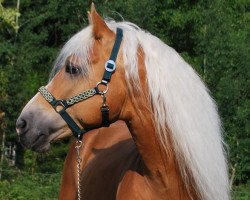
[
  {"x1": 101, "y1": 94, "x2": 107, "y2": 106},
  {"x1": 75, "y1": 140, "x2": 83, "y2": 200}
]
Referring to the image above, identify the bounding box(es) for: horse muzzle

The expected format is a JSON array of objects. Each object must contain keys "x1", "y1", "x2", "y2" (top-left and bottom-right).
[{"x1": 16, "y1": 112, "x2": 50, "y2": 152}]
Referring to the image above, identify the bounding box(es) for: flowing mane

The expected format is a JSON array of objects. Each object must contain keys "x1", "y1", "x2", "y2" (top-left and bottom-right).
[{"x1": 50, "y1": 20, "x2": 229, "y2": 200}]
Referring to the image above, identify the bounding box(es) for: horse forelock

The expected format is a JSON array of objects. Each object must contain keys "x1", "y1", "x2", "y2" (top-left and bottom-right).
[
  {"x1": 49, "y1": 26, "x2": 93, "y2": 81},
  {"x1": 49, "y1": 20, "x2": 230, "y2": 200}
]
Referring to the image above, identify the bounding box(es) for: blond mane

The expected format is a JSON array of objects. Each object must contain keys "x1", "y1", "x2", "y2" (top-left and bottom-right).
[
  {"x1": 51, "y1": 20, "x2": 230, "y2": 200},
  {"x1": 107, "y1": 21, "x2": 230, "y2": 200}
]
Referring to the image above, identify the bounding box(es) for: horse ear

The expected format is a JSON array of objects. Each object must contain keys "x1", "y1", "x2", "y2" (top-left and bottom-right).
[{"x1": 88, "y1": 3, "x2": 112, "y2": 39}]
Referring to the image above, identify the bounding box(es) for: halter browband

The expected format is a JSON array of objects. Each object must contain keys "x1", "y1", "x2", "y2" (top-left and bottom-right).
[{"x1": 38, "y1": 28, "x2": 123, "y2": 140}]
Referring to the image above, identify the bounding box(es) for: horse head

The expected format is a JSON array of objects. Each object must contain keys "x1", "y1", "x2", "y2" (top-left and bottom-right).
[
  {"x1": 16, "y1": 5, "x2": 133, "y2": 152},
  {"x1": 16, "y1": 4, "x2": 229, "y2": 200}
]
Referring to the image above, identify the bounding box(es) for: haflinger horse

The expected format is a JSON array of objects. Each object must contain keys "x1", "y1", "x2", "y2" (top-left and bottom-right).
[{"x1": 16, "y1": 4, "x2": 230, "y2": 200}]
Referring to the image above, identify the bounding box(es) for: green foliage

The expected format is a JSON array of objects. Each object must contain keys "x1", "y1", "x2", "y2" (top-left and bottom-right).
[
  {"x1": 35, "y1": 141, "x2": 70, "y2": 173},
  {"x1": 200, "y1": 0, "x2": 250, "y2": 184},
  {"x1": 0, "y1": 171, "x2": 60, "y2": 200},
  {"x1": 233, "y1": 181, "x2": 250, "y2": 200},
  {"x1": 0, "y1": 0, "x2": 20, "y2": 33}
]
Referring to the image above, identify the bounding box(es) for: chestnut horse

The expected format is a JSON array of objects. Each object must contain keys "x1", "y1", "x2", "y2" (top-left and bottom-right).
[
  {"x1": 59, "y1": 120, "x2": 138, "y2": 200},
  {"x1": 16, "y1": 4, "x2": 230, "y2": 200}
]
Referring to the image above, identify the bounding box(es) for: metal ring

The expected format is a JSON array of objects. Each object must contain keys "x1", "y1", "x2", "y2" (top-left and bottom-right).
[
  {"x1": 75, "y1": 140, "x2": 82, "y2": 148},
  {"x1": 96, "y1": 81, "x2": 109, "y2": 94},
  {"x1": 53, "y1": 100, "x2": 66, "y2": 113}
]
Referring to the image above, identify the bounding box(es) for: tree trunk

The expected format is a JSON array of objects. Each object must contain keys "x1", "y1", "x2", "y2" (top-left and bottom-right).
[
  {"x1": 15, "y1": 143, "x2": 24, "y2": 169},
  {"x1": 0, "y1": 111, "x2": 5, "y2": 180}
]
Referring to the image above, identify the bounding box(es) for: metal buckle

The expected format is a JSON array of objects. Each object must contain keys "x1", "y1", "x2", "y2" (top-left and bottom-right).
[
  {"x1": 53, "y1": 100, "x2": 66, "y2": 113},
  {"x1": 105, "y1": 60, "x2": 116, "y2": 72}
]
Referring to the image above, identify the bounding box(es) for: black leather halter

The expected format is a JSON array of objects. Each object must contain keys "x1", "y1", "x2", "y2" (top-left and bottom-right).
[{"x1": 38, "y1": 28, "x2": 123, "y2": 140}]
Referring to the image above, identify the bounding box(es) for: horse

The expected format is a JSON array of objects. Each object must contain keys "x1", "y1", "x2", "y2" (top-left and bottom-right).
[
  {"x1": 16, "y1": 4, "x2": 230, "y2": 200},
  {"x1": 59, "y1": 120, "x2": 137, "y2": 200}
]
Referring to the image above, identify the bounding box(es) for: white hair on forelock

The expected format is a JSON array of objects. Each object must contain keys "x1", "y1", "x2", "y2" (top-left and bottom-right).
[
  {"x1": 50, "y1": 26, "x2": 93, "y2": 80},
  {"x1": 51, "y1": 20, "x2": 230, "y2": 200}
]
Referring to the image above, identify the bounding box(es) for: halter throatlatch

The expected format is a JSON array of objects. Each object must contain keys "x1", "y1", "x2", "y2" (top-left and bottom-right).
[{"x1": 38, "y1": 28, "x2": 123, "y2": 140}]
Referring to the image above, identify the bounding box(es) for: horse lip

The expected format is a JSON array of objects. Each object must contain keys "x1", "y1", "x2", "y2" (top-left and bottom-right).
[
  {"x1": 18, "y1": 130, "x2": 30, "y2": 147},
  {"x1": 16, "y1": 127, "x2": 22, "y2": 136},
  {"x1": 16, "y1": 127, "x2": 29, "y2": 138}
]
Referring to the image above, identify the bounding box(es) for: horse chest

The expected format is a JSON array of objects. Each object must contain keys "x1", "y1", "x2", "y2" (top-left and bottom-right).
[{"x1": 80, "y1": 139, "x2": 145, "y2": 200}]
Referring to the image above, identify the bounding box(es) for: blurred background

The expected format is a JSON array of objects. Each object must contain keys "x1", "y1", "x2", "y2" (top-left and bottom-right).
[{"x1": 0, "y1": 0, "x2": 249, "y2": 199}]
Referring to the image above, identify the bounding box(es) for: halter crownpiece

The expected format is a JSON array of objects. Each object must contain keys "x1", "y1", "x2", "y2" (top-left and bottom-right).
[
  {"x1": 102, "y1": 28, "x2": 123, "y2": 83},
  {"x1": 38, "y1": 28, "x2": 123, "y2": 140}
]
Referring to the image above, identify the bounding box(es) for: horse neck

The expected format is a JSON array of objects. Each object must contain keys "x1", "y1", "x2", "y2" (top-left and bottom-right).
[
  {"x1": 121, "y1": 99, "x2": 197, "y2": 199},
  {"x1": 119, "y1": 55, "x2": 196, "y2": 199},
  {"x1": 120, "y1": 49, "x2": 171, "y2": 175}
]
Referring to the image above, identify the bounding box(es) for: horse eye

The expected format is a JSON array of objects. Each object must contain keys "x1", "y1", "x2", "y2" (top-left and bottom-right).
[{"x1": 65, "y1": 64, "x2": 80, "y2": 75}]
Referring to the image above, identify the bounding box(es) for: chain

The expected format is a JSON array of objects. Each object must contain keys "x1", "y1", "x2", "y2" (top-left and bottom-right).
[
  {"x1": 75, "y1": 140, "x2": 83, "y2": 200},
  {"x1": 101, "y1": 94, "x2": 107, "y2": 106}
]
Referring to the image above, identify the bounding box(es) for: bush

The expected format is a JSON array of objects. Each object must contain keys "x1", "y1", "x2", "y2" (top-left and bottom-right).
[
  {"x1": 233, "y1": 181, "x2": 250, "y2": 200},
  {"x1": 0, "y1": 171, "x2": 61, "y2": 200}
]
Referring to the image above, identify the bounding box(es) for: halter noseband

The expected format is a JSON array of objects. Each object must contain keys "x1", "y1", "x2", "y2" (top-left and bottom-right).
[{"x1": 38, "y1": 28, "x2": 123, "y2": 140}]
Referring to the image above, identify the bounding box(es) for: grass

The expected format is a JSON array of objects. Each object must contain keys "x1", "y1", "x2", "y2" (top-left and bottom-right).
[
  {"x1": 0, "y1": 171, "x2": 249, "y2": 199},
  {"x1": 0, "y1": 172, "x2": 61, "y2": 200},
  {"x1": 233, "y1": 181, "x2": 250, "y2": 200}
]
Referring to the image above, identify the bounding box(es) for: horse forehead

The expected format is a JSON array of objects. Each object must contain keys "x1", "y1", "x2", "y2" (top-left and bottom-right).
[{"x1": 67, "y1": 55, "x2": 82, "y2": 65}]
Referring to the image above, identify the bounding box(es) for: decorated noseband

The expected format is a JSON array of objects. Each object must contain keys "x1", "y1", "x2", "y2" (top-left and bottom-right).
[{"x1": 38, "y1": 28, "x2": 123, "y2": 140}]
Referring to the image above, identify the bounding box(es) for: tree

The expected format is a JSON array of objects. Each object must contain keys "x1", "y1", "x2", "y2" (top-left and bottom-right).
[
  {"x1": 198, "y1": 0, "x2": 249, "y2": 184},
  {"x1": 0, "y1": 0, "x2": 248, "y2": 188}
]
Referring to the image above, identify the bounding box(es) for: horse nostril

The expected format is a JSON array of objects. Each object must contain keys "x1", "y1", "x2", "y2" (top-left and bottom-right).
[
  {"x1": 17, "y1": 119, "x2": 26, "y2": 128},
  {"x1": 16, "y1": 118, "x2": 27, "y2": 135}
]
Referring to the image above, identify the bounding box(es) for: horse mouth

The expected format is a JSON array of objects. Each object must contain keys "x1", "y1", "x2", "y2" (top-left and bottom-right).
[
  {"x1": 18, "y1": 133, "x2": 50, "y2": 153},
  {"x1": 18, "y1": 126, "x2": 71, "y2": 153},
  {"x1": 30, "y1": 134, "x2": 50, "y2": 152}
]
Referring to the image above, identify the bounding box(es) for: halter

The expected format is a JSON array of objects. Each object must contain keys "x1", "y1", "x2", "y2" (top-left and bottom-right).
[{"x1": 38, "y1": 28, "x2": 123, "y2": 140}]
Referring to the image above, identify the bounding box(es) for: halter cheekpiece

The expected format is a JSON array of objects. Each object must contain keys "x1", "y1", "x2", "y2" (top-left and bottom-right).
[{"x1": 38, "y1": 28, "x2": 123, "y2": 140}]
